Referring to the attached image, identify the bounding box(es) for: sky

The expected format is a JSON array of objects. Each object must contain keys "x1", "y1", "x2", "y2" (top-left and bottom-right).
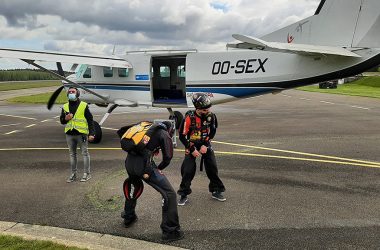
[{"x1": 0, "y1": 0, "x2": 320, "y2": 69}]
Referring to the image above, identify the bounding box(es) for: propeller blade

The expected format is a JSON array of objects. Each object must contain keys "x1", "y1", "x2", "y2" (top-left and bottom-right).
[
  {"x1": 56, "y1": 62, "x2": 65, "y2": 76},
  {"x1": 22, "y1": 59, "x2": 109, "y2": 103},
  {"x1": 47, "y1": 85, "x2": 64, "y2": 110}
]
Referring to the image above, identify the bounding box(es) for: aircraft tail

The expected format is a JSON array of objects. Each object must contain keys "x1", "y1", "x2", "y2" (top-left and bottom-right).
[{"x1": 261, "y1": 0, "x2": 380, "y2": 48}]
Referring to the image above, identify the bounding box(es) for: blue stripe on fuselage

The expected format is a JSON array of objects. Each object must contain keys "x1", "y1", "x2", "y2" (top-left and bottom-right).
[
  {"x1": 71, "y1": 84, "x2": 277, "y2": 98},
  {"x1": 77, "y1": 84, "x2": 150, "y2": 91},
  {"x1": 186, "y1": 87, "x2": 277, "y2": 97}
]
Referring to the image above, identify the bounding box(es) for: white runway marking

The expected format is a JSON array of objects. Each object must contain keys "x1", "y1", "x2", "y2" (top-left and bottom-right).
[
  {"x1": 4, "y1": 130, "x2": 21, "y2": 135},
  {"x1": 0, "y1": 123, "x2": 21, "y2": 127},
  {"x1": 40, "y1": 119, "x2": 51, "y2": 123},
  {"x1": 0, "y1": 114, "x2": 37, "y2": 120},
  {"x1": 25, "y1": 124, "x2": 36, "y2": 128},
  {"x1": 281, "y1": 94, "x2": 292, "y2": 98},
  {"x1": 293, "y1": 94, "x2": 371, "y2": 111},
  {"x1": 319, "y1": 101, "x2": 335, "y2": 105},
  {"x1": 350, "y1": 105, "x2": 370, "y2": 110},
  {"x1": 102, "y1": 127, "x2": 118, "y2": 131}
]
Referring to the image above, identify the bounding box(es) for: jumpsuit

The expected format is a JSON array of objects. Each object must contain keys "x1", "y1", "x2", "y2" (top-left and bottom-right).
[
  {"x1": 122, "y1": 128, "x2": 180, "y2": 234},
  {"x1": 177, "y1": 111, "x2": 225, "y2": 197}
]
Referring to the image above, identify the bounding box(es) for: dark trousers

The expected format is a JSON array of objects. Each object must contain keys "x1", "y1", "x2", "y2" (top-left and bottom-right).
[
  {"x1": 177, "y1": 148, "x2": 225, "y2": 196},
  {"x1": 124, "y1": 155, "x2": 180, "y2": 233}
]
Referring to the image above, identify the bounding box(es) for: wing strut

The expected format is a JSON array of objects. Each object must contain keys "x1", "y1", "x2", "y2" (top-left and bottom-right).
[{"x1": 22, "y1": 59, "x2": 109, "y2": 105}]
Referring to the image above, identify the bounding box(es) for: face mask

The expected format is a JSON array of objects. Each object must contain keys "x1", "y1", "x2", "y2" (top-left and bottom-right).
[{"x1": 68, "y1": 93, "x2": 77, "y2": 101}]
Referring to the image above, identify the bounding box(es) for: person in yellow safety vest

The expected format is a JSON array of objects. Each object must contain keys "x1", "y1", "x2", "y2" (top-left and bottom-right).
[{"x1": 60, "y1": 87, "x2": 95, "y2": 183}]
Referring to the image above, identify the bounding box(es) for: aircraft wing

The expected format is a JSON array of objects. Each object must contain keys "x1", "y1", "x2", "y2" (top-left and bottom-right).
[
  {"x1": 0, "y1": 48, "x2": 133, "y2": 68},
  {"x1": 227, "y1": 34, "x2": 361, "y2": 58}
]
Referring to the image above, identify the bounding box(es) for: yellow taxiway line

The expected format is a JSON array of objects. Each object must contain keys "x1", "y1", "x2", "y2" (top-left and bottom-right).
[
  {"x1": 1, "y1": 146, "x2": 380, "y2": 169},
  {"x1": 213, "y1": 140, "x2": 380, "y2": 168}
]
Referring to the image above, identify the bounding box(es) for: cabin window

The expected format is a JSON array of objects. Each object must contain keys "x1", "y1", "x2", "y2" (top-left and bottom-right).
[
  {"x1": 118, "y1": 68, "x2": 129, "y2": 77},
  {"x1": 83, "y1": 67, "x2": 92, "y2": 78},
  {"x1": 103, "y1": 67, "x2": 113, "y2": 77},
  {"x1": 177, "y1": 65, "x2": 186, "y2": 77},
  {"x1": 160, "y1": 66, "x2": 170, "y2": 77}
]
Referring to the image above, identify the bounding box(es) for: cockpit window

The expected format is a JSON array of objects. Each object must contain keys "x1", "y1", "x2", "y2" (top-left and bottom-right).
[
  {"x1": 76, "y1": 64, "x2": 91, "y2": 79},
  {"x1": 83, "y1": 67, "x2": 91, "y2": 78}
]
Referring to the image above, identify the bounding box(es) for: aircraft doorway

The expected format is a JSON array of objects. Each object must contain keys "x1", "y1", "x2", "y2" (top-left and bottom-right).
[{"x1": 151, "y1": 56, "x2": 187, "y2": 106}]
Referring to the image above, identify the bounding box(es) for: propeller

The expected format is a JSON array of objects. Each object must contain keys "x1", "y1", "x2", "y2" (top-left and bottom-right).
[
  {"x1": 46, "y1": 62, "x2": 65, "y2": 110},
  {"x1": 21, "y1": 59, "x2": 109, "y2": 110},
  {"x1": 47, "y1": 85, "x2": 65, "y2": 110}
]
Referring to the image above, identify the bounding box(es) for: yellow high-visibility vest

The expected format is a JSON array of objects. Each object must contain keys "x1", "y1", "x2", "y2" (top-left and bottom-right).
[{"x1": 63, "y1": 101, "x2": 89, "y2": 135}]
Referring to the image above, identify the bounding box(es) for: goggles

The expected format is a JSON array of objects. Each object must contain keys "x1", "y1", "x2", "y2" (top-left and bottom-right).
[{"x1": 198, "y1": 108, "x2": 210, "y2": 112}]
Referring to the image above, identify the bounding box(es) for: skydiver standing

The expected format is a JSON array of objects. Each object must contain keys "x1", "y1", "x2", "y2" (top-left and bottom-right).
[{"x1": 177, "y1": 93, "x2": 226, "y2": 206}]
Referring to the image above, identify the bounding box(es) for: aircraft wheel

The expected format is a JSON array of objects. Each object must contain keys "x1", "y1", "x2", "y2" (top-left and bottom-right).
[
  {"x1": 319, "y1": 82, "x2": 327, "y2": 89},
  {"x1": 169, "y1": 111, "x2": 183, "y2": 129},
  {"x1": 91, "y1": 121, "x2": 102, "y2": 144}
]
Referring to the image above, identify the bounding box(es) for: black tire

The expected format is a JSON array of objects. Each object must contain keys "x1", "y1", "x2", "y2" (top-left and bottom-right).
[
  {"x1": 319, "y1": 83, "x2": 327, "y2": 89},
  {"x1": 169, "y1": 111, "x2": 183, "y2": 129},
  {"x1": 91, "y1": 121, "x2": 102, "y2": 144},
  {"x1": 330, "y1": 83, "x2": 338, "y2": 89}
]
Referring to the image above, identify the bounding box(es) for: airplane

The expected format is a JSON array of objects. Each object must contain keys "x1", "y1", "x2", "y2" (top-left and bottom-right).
[{"x1": 0, "y1": 0, "x2": 379, "y2": 143}]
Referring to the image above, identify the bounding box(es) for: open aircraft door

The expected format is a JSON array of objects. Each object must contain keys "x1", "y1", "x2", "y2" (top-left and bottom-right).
[{"x1": 151, "y1": 55, "x2": 188, "y2": 107}]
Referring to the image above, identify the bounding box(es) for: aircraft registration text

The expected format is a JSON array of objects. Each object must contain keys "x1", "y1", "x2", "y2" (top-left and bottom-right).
[{"x1": 211, "y1": 58, "x2": 268, "y2": 75}]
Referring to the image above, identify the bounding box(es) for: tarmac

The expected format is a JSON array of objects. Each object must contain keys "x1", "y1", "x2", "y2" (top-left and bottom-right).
[
  {"x1": 0, "y1": 86, "x2": 186, "y2": 250},
  {"x1": 0, "y1": 221, "x2": 185, "y2": 249},
  {"x1": 1, "y1": 87, "x2": 380, "y2": 249}
]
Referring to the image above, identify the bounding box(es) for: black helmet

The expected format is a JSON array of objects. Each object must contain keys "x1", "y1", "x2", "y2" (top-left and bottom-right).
[{"x1": 192, "y1": 93, "x2": 212, "y2": 109}]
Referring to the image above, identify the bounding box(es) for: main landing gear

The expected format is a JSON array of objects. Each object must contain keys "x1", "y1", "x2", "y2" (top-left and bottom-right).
[
  {"x1": 167, "y1": 108, "x2": 183, "y2": 130},
  {"x1": 91, "y1": 104, "x2": 118, "y2": 144}
]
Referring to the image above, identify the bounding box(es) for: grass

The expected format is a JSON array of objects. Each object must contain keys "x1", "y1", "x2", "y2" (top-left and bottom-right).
[
  {"x1": 8, "y1": 91, "x2": 68, "y2": 104},
  {"x1": 0, "y1": 234, "x2": 86, "y2": 250},
  {"x1": 297, "y1": 76, "x2": 380, "y2": 99},
  {"x1": 0, "y1": 81, "x2": 61, "y2": 91}
]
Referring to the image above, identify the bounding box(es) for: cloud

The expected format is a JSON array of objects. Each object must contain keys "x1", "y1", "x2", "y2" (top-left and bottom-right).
[{"x1": 0, "y1": 0, "x2": 320, "y2": 58}]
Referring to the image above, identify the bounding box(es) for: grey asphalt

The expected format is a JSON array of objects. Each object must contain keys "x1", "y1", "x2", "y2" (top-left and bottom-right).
[
  {"x1": 0, "y1": 221, "x2": 184, "y2": 250},
  {"x1": 1, "y1": 89, "x2": 380, "y2": 249}
]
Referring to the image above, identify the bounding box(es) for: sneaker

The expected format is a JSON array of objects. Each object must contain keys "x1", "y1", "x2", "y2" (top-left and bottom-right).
[
  {"x1": 212, "y1": 191, "x2": 226, "y2": 202},
  {"x1": 177, "y1": 195, "x2": 188, "y2": 206},
  {"x1": 124, "y1": 215, "x2": 138, "y2": 228},
  {"x1": 80, "y1": 173, "x2": 91, "y2": 182},
  {"x1": 66, "y1": 173, "x2": 76, "y2": 183},
  {"x1": 162, "y1": 230, "x2": 184, "y2": 242}
]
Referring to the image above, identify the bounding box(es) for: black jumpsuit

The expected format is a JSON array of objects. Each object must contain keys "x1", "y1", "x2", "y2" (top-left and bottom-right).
[
  {"x1": 177, "y1": 111, "x2": 225, "y2": 197},
  {"x1": 122, "y1": 128, "x2": 180, "y2": 234}
]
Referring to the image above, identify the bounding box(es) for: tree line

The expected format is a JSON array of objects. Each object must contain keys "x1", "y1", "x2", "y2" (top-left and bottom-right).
[{"x1": 0, "y1": 69, "x2": 72, "y2": 81}]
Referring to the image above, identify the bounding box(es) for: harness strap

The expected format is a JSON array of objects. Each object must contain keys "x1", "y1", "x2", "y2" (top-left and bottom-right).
[{"x1": 200, "y1": 155, "x2": 204, "y2": 172}]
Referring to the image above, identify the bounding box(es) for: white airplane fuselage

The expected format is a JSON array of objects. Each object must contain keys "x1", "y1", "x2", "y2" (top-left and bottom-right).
[{"x1": 75, "y1": 48, "x2": 380, "y2": 108}]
